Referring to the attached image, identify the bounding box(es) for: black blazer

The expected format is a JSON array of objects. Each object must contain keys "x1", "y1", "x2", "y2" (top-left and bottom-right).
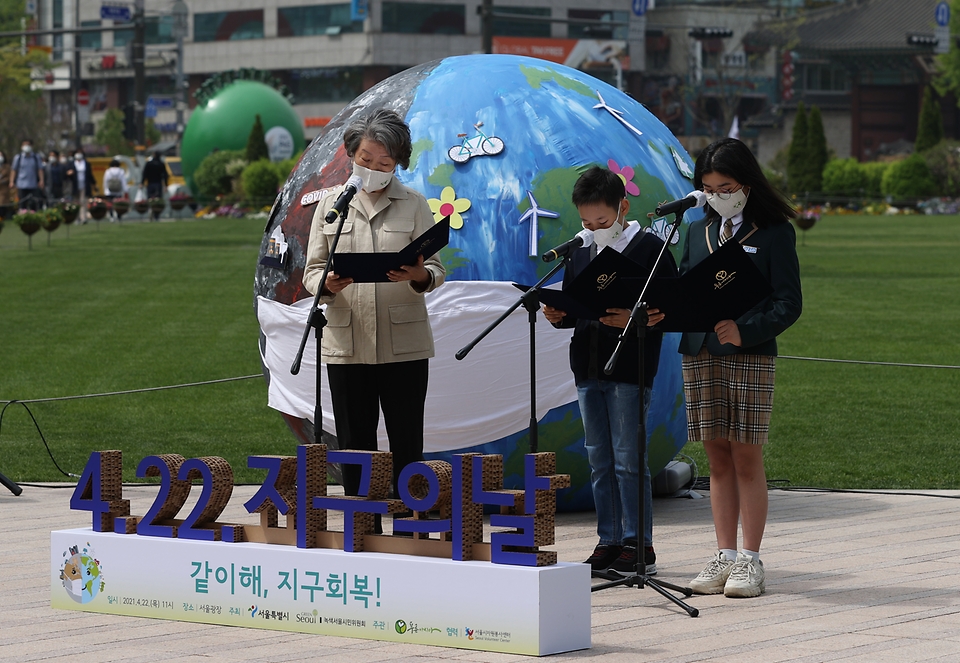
[{"x1": 677, "y1": 216, "x2": 802, "y2": 357}]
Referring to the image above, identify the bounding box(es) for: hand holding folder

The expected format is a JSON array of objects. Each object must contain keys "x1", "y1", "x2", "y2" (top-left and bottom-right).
[
  {"x1": 518, "y1": 240, "x2": 772, "y2": 332},
  {"x1": 331, "y1": 217, "x2": 450, "y2": 283}
]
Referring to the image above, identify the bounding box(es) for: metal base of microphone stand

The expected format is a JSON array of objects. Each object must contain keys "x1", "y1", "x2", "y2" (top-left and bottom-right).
[{"x1": 591, "y1": 567, "x2": 699, "y2": 617}]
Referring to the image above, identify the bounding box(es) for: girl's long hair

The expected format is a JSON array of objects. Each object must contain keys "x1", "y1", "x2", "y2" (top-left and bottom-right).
[{"x1": 693, "y1": 138, "x2": 795, "y2": 228}]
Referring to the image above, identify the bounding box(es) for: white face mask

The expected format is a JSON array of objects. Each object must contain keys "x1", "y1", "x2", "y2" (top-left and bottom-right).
[
  {"x1": 75, "y1": 154, "x2": 83, "y2": 160},
  {"x1": 706, "y1": 189, "x2": 748, "y2": 220},
  {"x1": 0, "y1": 156, "x2": 4, "y2": 165},
  {"x1": 352, "y1": 162, "x2": 394, "y2": 193},
  {"x1": 66, "y1": 577, "x2": 83, "y2": 595},
  {"x1": 587, "y1": 204, "x2": 625, "y2": 251},
  {"x1": 22, "y1": 145, "x2": 32, "y2": 154}
]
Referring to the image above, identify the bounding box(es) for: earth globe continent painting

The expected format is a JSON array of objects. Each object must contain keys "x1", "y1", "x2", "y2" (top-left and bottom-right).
[{"x1": 254, "y1": 54, "x2": 703, "y2": 511}]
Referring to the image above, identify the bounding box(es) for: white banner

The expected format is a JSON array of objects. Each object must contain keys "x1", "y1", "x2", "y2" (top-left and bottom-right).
[
  {"x1": 52, "y1": 529, "x2": 591, "y2": 656},
  {"x1": 257, "y1": 281, "x2": 577, "y2": 452}
]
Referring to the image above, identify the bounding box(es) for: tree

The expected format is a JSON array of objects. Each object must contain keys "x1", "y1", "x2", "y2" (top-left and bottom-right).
[
  {"x1": 245, "y1": 114, "x2": 269, "y2": 162},
  {"x1": 806, "y1": 106, "x2": 828, "y2": 193},
  {"x1": 934, "y1": 0, "x2": 960, "y2": 102},
  {"x1": 787, "y1": 102, "x2": 809, "y2": 193},
  {"x1": 95, "y1": 108, "x2": 134, "y2": 156},
  {"x1": 915, "y1": 86, "x2": 943, "y2": 153},
  {"x1": 145, "y1": 119, "x2": 162, "y2": 147},
  {"x1": 0, "y1": 46, "x2": 51, "y2": 157}
]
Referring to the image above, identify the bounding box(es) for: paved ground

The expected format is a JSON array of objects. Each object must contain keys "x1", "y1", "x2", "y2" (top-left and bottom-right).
[{"x1": 3, "y1": 482, "x2": 959, "y2": 662}]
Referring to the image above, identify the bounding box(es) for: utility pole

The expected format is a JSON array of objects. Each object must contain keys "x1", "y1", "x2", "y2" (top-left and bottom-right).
[
  {"x1": 172, "y1": 0, "x2": 188, "y2": 148},
  {"x1": 481, "y1": 0, "x2": 492, "y2": 54},
  {"x1": 133, "y1": 0, "x2": 146, "y2": 147},
  {"x1": 73, "y1": 0, "x2": 82, "y2": 148}
]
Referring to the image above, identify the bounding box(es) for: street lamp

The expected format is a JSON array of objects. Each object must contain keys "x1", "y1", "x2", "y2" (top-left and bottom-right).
[{"x1": 172, "y1": 0, "x2": 189, "y2": 145}]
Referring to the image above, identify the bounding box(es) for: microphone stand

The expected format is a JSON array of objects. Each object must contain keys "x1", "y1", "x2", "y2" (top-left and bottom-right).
[
  {"x1": 591, "y1": 210, "x2": 699, "y2": 618},
  {"x1": 0, "y1": 470, "x2": 22, "y2": 496},
  {"x1": 456, "y1": 256, "x2": 569, "y2": 453},
  {"x1": 290, "y1": 207, "x2": 351, "y2": 446}
]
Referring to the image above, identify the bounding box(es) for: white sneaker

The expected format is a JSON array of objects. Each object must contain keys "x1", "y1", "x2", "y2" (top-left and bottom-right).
[
  {"x1": 724, "y1": 552, "x2": 765, "y2": 598},
  {"x1": 689, "y1": 551, "x2": 735, "y2": 595}
]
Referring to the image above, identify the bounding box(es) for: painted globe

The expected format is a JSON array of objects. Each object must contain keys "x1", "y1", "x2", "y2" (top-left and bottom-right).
[
  {"x1": 181, "y1": 79, "x2": 305, "y2": 194},
  {"x1": 254, "y1": 54, "x2": 702, "y2": 511}
]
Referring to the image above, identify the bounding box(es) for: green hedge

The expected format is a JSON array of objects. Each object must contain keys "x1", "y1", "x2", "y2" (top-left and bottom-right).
[
  {"x1": 193, "y1": 150, "x2": 245, "y2": 200},
  {"x1": 821, "y1": 158, "x2": 867, "y2": 197},
  {"x1": 241, "y1": 160, "x2": 281, "y2": 204},
  {"x1": 880, "y1": 154, "x2": 937, "y2": 198}
]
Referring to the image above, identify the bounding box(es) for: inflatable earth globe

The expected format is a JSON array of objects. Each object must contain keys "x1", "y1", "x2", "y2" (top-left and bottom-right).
[
  {"x1": 254, "y1": 54, "x2": 703, "y2": 511},
  {"x1": 181, "y1": 78, "x2": 306, "y2": 195}
]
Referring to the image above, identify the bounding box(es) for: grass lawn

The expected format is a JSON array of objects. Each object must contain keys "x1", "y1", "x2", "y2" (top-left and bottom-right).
[
  {"x1": 1, "y1": 213, "x2": 959, "y2": 489},
  {"x1": 683, "y1": 213, "x2": 960, "y2": 489},
  {"x1": 0, "y1": 217, "x2": 291, "y2": 484}
]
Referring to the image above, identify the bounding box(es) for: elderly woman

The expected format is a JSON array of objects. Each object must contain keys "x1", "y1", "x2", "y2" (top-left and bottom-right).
[{"x1": 302, "y1": 108, "x2": 446, "y2": 498}]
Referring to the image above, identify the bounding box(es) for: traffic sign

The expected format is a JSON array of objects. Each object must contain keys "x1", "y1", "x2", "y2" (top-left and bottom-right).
[
  {"x1": 77, "y1": 89, "x2": 90, "y2": 106},
  {"x1": 148, "y1": 96, "x2": 175, "y2": 109},
  {"x1": 936, "y1": 1, "x2": 950, "y2": 27},
  {"x1": 632, "y1": 0, "x2": 648, "y2": 17},
  {"x1": 100, "y1": 4, "x2": 132, "y2": 22}
]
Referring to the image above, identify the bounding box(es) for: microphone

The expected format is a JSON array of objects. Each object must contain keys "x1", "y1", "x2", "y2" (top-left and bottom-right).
[
  {"x1": 324, "y1": 175, "x2": 364, "y2": 223},
  {"x1": 655, "y1": 190, "x2": 707, "y2": 217},
  {"x1": 542, "y1": 229, "x2": 594, "y2": 262}
]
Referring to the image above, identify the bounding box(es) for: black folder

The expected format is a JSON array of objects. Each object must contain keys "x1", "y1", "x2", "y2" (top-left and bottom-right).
[
  {"x1": 331, "y1": 217, "x2": 450, "y2": 283},
  {"x1": 513, "y1": 284, "x2": 602, "y2": 321},
  {"x1": 644, "y1": 240, "x2": 774, "y2": 332},
  {"x1": 518, "y1": 240, "x2": 772, "y2": 331},
  {"x1": 514, "y1": 247, "x2": 648, "y2": 321}
]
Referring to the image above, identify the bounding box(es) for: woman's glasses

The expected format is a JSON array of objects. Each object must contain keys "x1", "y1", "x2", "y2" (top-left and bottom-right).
[{"x1": 701, "y1": 184, "x2": 743, "y2": 200}]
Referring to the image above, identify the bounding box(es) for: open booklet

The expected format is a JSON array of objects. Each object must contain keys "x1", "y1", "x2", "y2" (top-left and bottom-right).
[
  {"x1": 331, "y1": 217, "x2": 450, "y2": 283},
  {"x1": 516, "y1": 239, "x2": 772, "y2": 332}
]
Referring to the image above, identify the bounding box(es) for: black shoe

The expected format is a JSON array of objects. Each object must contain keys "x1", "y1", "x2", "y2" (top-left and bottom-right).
[
  {"x1": 608, "y1": 545, "x2": 658, "y2": 576},
  {"x1": 583, "y1": 544, "x2": 622, "y2": 571}
]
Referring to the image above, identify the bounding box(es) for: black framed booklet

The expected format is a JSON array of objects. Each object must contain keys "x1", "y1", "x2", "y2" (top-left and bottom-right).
[
  {"x1": 331, "y1": 216, "x2": 450, "y2": 283},
  {"x1": 643, "y1": 239, "x2": 774, "y2": 332}
]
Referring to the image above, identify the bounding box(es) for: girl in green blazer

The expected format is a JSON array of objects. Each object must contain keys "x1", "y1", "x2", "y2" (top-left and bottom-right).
[{"x1": 650, "y1": 138, "x2": 801, "y2": 598}]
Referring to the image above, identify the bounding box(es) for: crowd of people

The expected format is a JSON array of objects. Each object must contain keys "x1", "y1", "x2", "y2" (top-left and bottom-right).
[
  {"x1": 0, "y1": 140, "x2": 96, "y2": 220},
  {"x1": 0, "y1": 139, "x2": 168, "y2": 224}
]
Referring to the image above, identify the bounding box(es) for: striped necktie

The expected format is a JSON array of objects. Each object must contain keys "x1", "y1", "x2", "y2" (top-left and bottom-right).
[{"x1": 720, "y1": 218, "x2": 734, "y2": 245}]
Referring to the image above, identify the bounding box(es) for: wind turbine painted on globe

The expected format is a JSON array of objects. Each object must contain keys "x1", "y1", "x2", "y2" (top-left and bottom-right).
[{"x1": 518, "y1": 190, "x2": 560, "y2": 257}]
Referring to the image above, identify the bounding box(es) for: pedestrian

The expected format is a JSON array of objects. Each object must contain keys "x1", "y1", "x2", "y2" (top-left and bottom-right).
[
  {"x1": 141, "y1": 151, "x2": 169, "y2": 201},
  {"x1": 101, "y1": 158, "x2": 128, "y2": 220},
  {"x1": 0, "y1": 150, "x2": 12, "y2": 221},
  {"x1": 65, "y1": 149, "x2": 96, "y2": 222},
  {"x1": 10, "y1": 139, "x2": 45, "y2": 210},
  {"x1": 46, "y1": 150, "x2": 66, "y2": 201}
]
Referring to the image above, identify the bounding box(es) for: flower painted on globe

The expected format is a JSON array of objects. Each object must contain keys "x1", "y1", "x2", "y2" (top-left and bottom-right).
[
  {"x1": 607, "y1": 159, "x2": 641, "y2": 197},
  {"x1": 428, "y1": 186, "x2": 471, "y2": 229}
]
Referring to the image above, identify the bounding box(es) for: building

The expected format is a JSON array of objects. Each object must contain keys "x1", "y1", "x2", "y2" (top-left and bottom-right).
[{"x1": 33, "y1": 0, "x2": 938, "y2": 170}]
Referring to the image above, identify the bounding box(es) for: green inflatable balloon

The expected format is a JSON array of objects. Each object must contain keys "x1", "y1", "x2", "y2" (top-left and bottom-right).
[{"x1": 180, "y1": 79, "x2": 305, "y2": 195}]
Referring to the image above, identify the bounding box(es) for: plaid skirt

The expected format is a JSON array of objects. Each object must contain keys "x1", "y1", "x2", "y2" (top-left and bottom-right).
[{"x1": 682, "y1": 348, "x2": 776, "y2": 445}]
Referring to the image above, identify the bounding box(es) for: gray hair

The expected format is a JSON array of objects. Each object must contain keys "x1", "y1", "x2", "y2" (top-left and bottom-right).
[{"x1": 343, "y1": 109, "x2": 412, "y2": 170}]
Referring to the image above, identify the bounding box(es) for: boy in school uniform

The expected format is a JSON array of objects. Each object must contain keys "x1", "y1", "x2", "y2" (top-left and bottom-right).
[{"x1": 543, "y1": 166, "x2": 678, "y2": 575}]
